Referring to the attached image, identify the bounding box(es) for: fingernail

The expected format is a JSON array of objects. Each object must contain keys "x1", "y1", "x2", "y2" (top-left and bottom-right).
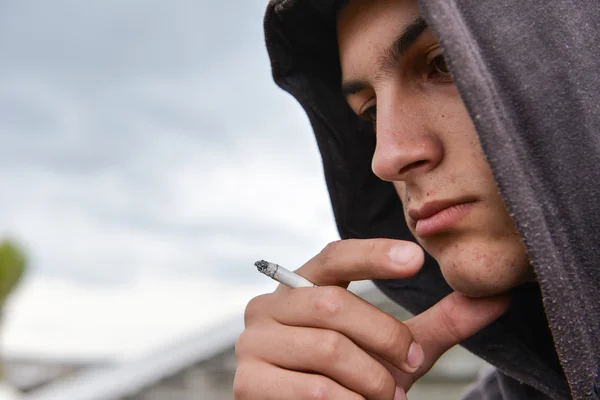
[
  {"x1": 389, "y1": 245, "x2": 416, "y2": 266},
  {"x1": 394, "y1": 387, "x2": 407, "y2": 400},
  {"x1": 407, "y1": 342, "x2": 424, "y2": 370}
]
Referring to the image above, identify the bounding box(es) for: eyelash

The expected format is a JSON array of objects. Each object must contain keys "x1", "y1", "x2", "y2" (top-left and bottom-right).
[
  {"x1": 360, "y1": 105, "x2": 377, "y2": 123},
  {"x1": 358, "y1": 53, "x2": 453, "y2": 123},
  {"x1": 427, "y1": 53, "x2": 453, "y2": 82}
]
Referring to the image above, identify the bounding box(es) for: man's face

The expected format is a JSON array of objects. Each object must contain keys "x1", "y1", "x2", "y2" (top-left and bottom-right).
[{"x1": 337, "y1": 0, "x2": 533, "y2": 297}]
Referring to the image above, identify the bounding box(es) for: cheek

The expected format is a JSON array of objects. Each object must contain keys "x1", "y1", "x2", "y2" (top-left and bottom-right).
[
  {"x1": 433, "y1": 92, "x2": 487, "y2": 159},
  {"x1": 393, "y1": 182, "x2": 408, "y2": 203}
]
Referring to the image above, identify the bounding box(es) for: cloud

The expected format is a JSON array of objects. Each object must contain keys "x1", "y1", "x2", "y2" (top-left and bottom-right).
[
  {"x1": 0, "y1": 0, "x2": 264, "y2": 79},
  {"x1": 0, "y1": 113, "x2": 338, "y2": 284},
  {"x1": 0, "y1": 0, "x2": 342, "y2": 356},
  {"x1": 0, "y1": 0, "x2": 339, "y2": 282}
]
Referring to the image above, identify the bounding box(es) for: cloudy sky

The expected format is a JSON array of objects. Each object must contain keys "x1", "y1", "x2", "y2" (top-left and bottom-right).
[{"x1": 0, "y1": 0, "x2": 340, "y2": 361}]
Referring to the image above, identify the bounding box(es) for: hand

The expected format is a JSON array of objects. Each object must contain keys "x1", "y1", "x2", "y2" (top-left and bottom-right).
[{"x1": 234, "y1": 239, "x2": 510, "y2": 399}]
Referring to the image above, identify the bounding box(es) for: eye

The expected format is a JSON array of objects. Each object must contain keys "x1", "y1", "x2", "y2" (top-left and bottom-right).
[
  {"x1": 360, "y1": 105, "x2": 377, "y2": 122},
  {"x1": 428, "y1": 53, "x2": 453, "y2": 82}
]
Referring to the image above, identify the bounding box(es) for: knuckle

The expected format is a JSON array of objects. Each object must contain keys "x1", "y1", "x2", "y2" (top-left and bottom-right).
[
  {"x1": 380, "y1": 318, "x2": 412, "y2": 353},
  {"x1": 232, "y1": 365, "x2": 251, "y2": 399},
  {"x1": 364, "y1": 239, "x2": 379, "y2": 264},
  {"x1": 439, "y1": 296, "x2": 463, "y2": 342},
  {"x1": 368, "y1": 368, "x2": 394, "y2": 398},
  {"x1": 313, "y1": 286, "x2": 346, "y2": 318},
  {"x1": 234, "y1": 330, "x2": 252, "y2": 360},
  {"x1": 244, "y1": 294, "x2": 269, "y2": 325},
  {"x1": 319, "y1": 240, "x2": 343, "y2": 268},
  {"x1": 318, "y1": 330, "x2": 345, "y2": 361},
  {"x1": 305, "y1": 377, "x2": 332, "y2": 400}
]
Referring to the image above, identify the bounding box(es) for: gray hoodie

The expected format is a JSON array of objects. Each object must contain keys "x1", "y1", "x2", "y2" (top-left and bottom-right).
[{"x1": 263, "y1": 1, "x2": 600, "y2": 399}]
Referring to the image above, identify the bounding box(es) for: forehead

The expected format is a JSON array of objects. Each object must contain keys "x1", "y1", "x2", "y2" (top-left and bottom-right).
[{"x1": 337, "y1": 0, "x2": 420, "y2": 79}]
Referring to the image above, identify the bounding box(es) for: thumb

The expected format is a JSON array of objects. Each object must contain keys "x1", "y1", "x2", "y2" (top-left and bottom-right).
[{"x1": 404, "y1": 291, "x2": 510, "y2": 378}]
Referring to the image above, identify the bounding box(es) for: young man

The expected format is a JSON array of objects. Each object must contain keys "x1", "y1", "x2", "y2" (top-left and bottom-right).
[{"x1": 234, "y1": 0, "x2": 600, "y2": 399}]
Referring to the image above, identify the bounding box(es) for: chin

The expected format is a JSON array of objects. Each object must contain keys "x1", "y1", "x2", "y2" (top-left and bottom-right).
[{"x1": 431, "y1": 234, "x2": 532, "y2": 298}]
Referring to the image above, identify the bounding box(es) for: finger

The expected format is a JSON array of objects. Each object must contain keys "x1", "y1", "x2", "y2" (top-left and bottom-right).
[
  {"x1": 268, "y1": 286, "x2": 421, "y2": 374},
  {"x1": 290, "y1": 239, "x2": 424, "y2": 287},
  {"x1": 372, "y1": 353, "x2": 413, "y2": 393},
  {"x1": 404, "y1": 291, "x2": 510, "y2": 378},
  {"x1": 233, "y1": 359, "x2": 366, "y2": 400},
  {"x1": 243, "y1": 293, "x2": 273, "y2": 326},
  {"x1": 239, "y1": 324, "x2": 396, "y2": 399}
]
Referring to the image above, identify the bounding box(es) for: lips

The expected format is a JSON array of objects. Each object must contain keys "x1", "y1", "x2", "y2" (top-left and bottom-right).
[{"x1": 408, "y1": 199, "x2": 478, "y2": 237}]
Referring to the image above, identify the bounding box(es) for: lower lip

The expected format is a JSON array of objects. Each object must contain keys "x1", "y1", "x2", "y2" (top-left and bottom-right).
[{"x1": 415, "y1": 202, "x2": 477, "y2": 238}]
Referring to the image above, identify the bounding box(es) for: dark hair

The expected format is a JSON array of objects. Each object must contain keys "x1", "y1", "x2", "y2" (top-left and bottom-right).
[{"x1": 333, "y1": 0, "x2": 350, "y2": 18}]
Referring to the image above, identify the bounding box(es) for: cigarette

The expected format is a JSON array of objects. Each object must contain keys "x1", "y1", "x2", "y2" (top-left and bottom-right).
[{"x1": 254, "y1": 260, "x2": 317, "y2": 288}]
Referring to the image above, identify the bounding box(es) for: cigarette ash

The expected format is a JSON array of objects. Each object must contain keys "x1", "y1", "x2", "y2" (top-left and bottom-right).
[
  {"x1": 254, "y1": 260, "x2": 270, "y2": 274},
  {"x1": 254, "y1": 260, "x2": 277, "y2": 278}
]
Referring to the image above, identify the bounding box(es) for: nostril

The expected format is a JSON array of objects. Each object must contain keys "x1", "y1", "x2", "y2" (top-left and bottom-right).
[{"x1": 398, "y1": 160, "x2": 428, "y2": 176}]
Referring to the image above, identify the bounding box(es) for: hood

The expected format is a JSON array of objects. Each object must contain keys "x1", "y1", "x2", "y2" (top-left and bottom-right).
[{"x1": 264, "y1": 1, "x2": 600, "y2": 399}]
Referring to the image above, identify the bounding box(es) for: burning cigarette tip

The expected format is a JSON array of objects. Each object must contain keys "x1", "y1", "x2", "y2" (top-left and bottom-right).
[
  {"x1": 254, "y1": 260, "x2": 270, "y2": 273},
  {"x1": 254, "y1": 259, "x2": 316, "y2": 288},
  {"x1": 254, "y1": 260, "x2": 279, "y2": 279}
]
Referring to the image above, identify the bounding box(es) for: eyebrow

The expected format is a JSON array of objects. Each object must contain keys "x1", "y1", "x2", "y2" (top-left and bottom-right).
[{"x1": 341, "y1": 16, "x2": 429, "y2": 98}]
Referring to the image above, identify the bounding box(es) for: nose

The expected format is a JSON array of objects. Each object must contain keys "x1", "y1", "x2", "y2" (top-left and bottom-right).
[{"x1": 371, "y1": 94, "x2": 444, "y2": 182}]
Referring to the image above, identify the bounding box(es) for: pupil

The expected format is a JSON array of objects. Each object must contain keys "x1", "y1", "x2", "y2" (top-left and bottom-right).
[{"x1": 436, "y1": 56, "x2": 449, "y2": 73}]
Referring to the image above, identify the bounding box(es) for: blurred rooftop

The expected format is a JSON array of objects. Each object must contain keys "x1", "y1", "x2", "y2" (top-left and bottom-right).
[{"x1": 19, "y1": 281, "x2": 488, "y2": 400}]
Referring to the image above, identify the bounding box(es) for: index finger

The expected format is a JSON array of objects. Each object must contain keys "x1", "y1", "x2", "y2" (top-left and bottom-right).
[{"x1": 294, "y1": 239, "x2": 424, "y2": 287}]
